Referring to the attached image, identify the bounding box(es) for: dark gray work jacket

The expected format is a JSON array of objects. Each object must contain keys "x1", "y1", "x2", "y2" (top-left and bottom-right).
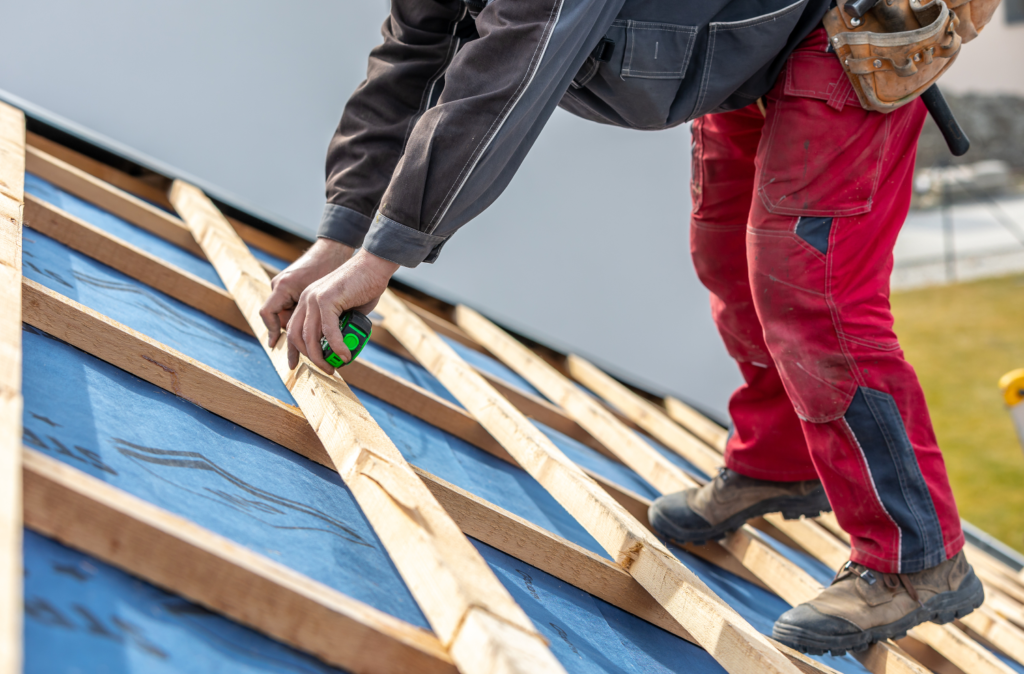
[{"x1": 319, "y1": 0, "x2": 829, "y2": 267}]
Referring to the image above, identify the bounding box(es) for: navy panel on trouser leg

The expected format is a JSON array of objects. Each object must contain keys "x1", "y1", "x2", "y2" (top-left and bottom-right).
[
  {"x1": 794, "y1": 216, "x2": 832, "y2": 255},
  {"x1": 843, "y1": 387, "x2": 947, "y2": 573}
]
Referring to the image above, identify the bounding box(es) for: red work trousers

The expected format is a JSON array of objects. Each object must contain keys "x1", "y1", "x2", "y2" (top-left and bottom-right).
[{"x1": 690, "y1": 28, "x2": 963, "y2": 574}]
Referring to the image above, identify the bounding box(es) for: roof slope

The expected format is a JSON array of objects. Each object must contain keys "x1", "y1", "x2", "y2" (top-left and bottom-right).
[{"x1": 6, "y1": 101, "x2": 1024, "y2": 674}]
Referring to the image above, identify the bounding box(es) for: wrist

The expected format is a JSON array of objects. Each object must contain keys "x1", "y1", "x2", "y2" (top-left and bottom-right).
[
  {"x1": 314, "y1": 237, "x2": 356, "y2": 259},
  {"x1": 354, "y1": 247, "x2": 400, "y2": 277}
]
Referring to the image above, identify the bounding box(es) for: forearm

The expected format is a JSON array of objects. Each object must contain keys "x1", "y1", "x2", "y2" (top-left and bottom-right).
[
  {"x1": 362, "y1": 0, "x2": 627, "y2": 267},
  {"x1": 320, "y1": 0, "x2": 469, "y2": 247}
]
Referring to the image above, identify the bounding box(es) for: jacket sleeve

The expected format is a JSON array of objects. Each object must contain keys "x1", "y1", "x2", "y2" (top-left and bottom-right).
[
  {"x1": 325, "y1": 0, "x2": 625, "y2": 266},
  {"x1": 318, "y1": 0, "x2": 469, "y2": 248}
]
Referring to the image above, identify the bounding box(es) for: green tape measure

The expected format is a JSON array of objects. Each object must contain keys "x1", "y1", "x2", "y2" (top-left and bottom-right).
[{"x1": 321, "y1": 310, "x2": 372, "y2": 368}]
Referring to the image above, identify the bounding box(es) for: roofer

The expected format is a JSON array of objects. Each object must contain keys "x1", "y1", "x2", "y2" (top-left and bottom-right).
[{"x1": 259, "y1": 0, "x2": 999, "y2": 656}]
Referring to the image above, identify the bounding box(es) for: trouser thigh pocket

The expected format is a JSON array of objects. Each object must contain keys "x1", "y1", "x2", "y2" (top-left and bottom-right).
[{"x1": 756, "y1": 51, "x2": 890, "y2": 219}]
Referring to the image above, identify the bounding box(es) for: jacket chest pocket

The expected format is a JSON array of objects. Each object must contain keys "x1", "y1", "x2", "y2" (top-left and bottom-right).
[
  {"x1": 584, "y1": 19, "x2": 697, "y2": 130},
  {"x1": 621, "y1": 21, "x2": 697, "y2": 79}
]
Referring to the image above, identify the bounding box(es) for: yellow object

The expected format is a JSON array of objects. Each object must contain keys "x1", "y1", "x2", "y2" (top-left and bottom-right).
[{"x1": 999, "y1": 369, "x2": 1024, "y2": 407}]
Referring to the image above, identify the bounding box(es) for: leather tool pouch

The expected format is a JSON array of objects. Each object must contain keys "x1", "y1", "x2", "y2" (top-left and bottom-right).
[{"x1": 823, "y1": 0, "x2": 963, "y2": 112}]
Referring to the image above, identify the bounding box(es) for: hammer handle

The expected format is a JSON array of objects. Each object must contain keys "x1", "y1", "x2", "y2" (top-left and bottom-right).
[{"x1": 921, "y1": 85, "x2": 970, "y2": 157}]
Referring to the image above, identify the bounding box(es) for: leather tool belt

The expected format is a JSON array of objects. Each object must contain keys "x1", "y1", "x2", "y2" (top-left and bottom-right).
[{"x1": 823, "y1": 0, "x2": 999, "y2": 113}]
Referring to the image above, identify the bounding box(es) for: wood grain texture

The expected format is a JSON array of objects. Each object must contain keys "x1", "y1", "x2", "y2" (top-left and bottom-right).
[
  {"x1": 968, "y1": 545, "x2": 1024, "y2": 599},
  {"x1": 369, "y1": 323, "x2": 621, "y2": 459},
  {"x1": 21, "y1": 274, "x2": 764, "y2": 593},
  {"x1": 987, "y1": 590, "x2": 1024, "y2": 630},
  {"x1": 568, "y1": 354, "x2": 726, "y2": 478},
  {"x1": 23, "y1": 195, "x2": 252, "y2": 335},
  {"x1": 224, "y1": 216, "x2": 301, "y2": 267},
  {"x1": 170, "y1": 180, "x2": 565, "y2": 674},
  {"x1": 397, "y1": 294, "x2": 489, "y2": 355},
  {"x1": 414, "y1": 468, "x2": 700, "y2": 643},
  {"x1": 652, "y1": 366, "x2": 1021, "y2": 672},
  {"x1": 960, "y1": 605, "x2": 1024, "y2": 665},
  {"x1": 0, "y1": 100, "x2": 24, "y2": 674},
  {"x1": 27, "y1": 146, "x2": 205, "y2": 257},
  {"x1": 382, "y1": 293, "x2": 806, "y2": 674},
  {"x1": 20, "y1": 278, "x2": 768, "y2": 643},
  {"x1": 911, "y1": 621, "x2": 1017, "y2": 674},
  {"x1": 453, "y1": 305, "x2": 937, "y2": 674},
  {"x1": 23, "y1": 448, "x2": 451, "y2": 674},
  {"x1": 663, "y1": 395, "x2": 729, "y2": 453}
]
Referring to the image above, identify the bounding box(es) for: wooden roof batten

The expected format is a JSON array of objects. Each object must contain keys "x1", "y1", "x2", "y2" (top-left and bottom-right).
[
  {"x1": 14, "y1": 114, "x2": 1024, "y2": 674},
  {"x1": 562, "y1": 350, "x2": 1024, "y2": 673},
  {"x1": 16, "y1": 206, "x2": 766, "y2": 589},
  {"x1": 22, "y1": 448, "x2": 453, "y2": 674},
  {"x1": 168, "y1": 180, "x2": 569, "y2": 674},
  {"x1": 456, "y1": 309, "x2": 1024, "y2": 674},
  {"x1": 15, "y1": 162, "x2": 910, "y2": 674},
  {"x1": 0, "y1": 99, "x2": 26, "y2": 674},
  {"x1": 374, "y1": 292, "x2": 807, "y2": 674},
  {"x1": 18, "y1": 279, "x2": 715, "y2": 652}
]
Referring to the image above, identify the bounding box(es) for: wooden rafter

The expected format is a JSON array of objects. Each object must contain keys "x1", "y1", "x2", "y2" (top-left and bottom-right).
[
  {"x1": 565, "y1": 352, "x2": 1022, "y2": 673},
  {"x1": 21, "y1": 126, "x2": 1024, "y2": 673},
  {"x1": 22, "y1": 190, "x2": 617, "y2": 460},
  {"x1": 170, "y1": 180, "x2": 567, "y2": 674},
  {"x1": 663, "y1": 395, "x2": 729, "y2": 452},
  {"x1": 20, "y1": 272, "x2": 760, "y2": 589},
  {"x1": 19, "y1": 278, "x2": 741, "y2": 648},
  {"x1": 377, "y1": 291, "x2": 806, "y2": 674},
  {"x1": 24, "y1": 194, "x2": 251, "y2": 334},
  {"x1": 0, "y1": 99, "x2": 25, "y2": 674},
  {"x1": 23, "y1": 448, "x2": 451, "y2": 674}
]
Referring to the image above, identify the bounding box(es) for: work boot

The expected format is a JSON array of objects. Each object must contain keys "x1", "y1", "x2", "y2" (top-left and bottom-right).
[
  {"x1": 773, "y1": 551, "x2": 984, "y2": 655},
  {"x1": 648, "y1": 467, "x2": 831, "y2": 544}
]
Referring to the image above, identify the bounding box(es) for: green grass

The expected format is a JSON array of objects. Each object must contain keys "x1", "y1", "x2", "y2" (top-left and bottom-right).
[{"x1": 892, "y1": 273, "x2": 1024, "y2": 553}]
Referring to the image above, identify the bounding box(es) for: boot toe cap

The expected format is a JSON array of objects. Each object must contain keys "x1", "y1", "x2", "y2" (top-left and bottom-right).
[
  {"x1": 775, "y1": 603, "x2": 862, "y2": 638},
  {"x1": 648, "y1": 491, "x2": 711, "y2": 538}
]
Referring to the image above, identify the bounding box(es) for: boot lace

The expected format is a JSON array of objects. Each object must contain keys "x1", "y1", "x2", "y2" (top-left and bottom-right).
[{"x1": 832, "y1": 561, "x2": 924, "y2": 606}]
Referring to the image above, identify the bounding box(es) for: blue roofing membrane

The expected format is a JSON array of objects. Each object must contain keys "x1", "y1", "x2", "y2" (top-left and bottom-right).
[
  {"x1": 24, "y1": 530, "x2": 348, "y2": 674},
  {"x1": 22, "y1": 324, "x2": 430, "y2": 629},
  {"x1": 21, "y1": 174, "x2": 876, "y2": 673},
  {"x1": 25, "y1": 173, "x2": 291, "y2": 281},
  {"x1": 21, "y1": 227, "x2": 294, "y2": 405}
]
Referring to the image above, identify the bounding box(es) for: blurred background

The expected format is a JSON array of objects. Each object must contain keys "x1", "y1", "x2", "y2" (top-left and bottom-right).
[{"x1": 2, "y1": 0, "x2": 1022, "y2": 551}]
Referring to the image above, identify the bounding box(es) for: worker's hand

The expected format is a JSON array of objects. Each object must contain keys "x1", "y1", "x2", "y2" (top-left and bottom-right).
[
  {"x1": 260, "y1": 238, "x2": 355, "y2": 348},
  {"x1": 285, "y1": 248, "x2": 400, "y2": 373}
]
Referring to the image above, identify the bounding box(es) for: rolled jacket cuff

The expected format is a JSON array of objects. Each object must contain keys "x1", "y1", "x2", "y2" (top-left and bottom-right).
[
  {"x1": 362, "y1": 211, "x2": 448, "y2": 268},
  {"x1": 317, "y1": 203, "x2": 372, "y2": 248}
]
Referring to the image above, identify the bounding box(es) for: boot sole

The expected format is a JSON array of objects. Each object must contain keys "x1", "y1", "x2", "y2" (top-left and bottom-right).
[
  {"x1": 772, "y1": 568, "x2": 986, "y2": 656},
  {"x1": 649, "y1": 488, "x2": 833, "y2": 545}
]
